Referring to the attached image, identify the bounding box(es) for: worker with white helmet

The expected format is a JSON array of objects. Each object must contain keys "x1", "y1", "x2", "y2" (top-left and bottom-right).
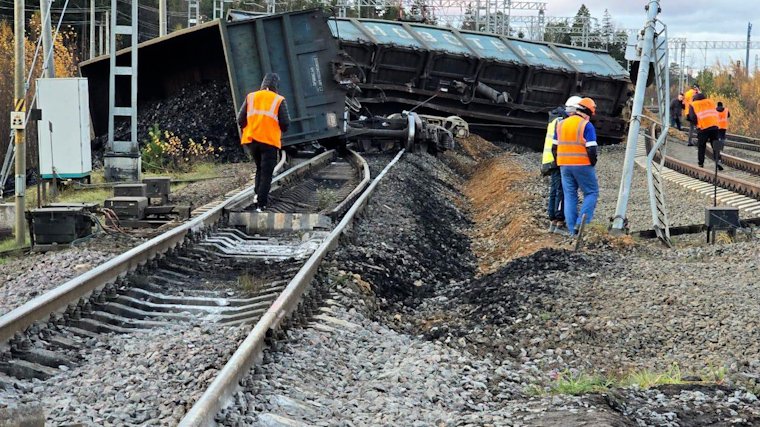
[
  {"x1": 551, "y1": 96, "x2": 599, "y2": 235},
  {"x1": 541, "y1": 96, "x2": 582, "y2": 235}
]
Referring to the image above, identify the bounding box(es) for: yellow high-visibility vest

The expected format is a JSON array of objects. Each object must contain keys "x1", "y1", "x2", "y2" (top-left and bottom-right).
[{"x1": 542, "y1": 117, "x2": 560, "y2": 167}]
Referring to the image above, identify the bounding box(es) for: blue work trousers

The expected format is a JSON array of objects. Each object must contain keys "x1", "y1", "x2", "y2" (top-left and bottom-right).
[
  {"x1": 547, "y1": 168, "x2": 564, "y2": 221},
  {"x1": 561, "y1": 165, "x2": 599, "y2": 233}
]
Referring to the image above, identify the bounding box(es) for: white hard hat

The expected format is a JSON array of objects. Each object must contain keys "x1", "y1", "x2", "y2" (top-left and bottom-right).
[{"x1": 565, "y1": 95, "x2": 583, "y2": 108}]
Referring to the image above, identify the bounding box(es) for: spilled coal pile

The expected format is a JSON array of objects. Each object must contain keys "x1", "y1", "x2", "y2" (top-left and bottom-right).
[
  {"x1": 91, "y1": 81, "x2": 243, "y2": 166},
  {"x1": 332, "y1": 154, "x2": 475, "y2": 307}
]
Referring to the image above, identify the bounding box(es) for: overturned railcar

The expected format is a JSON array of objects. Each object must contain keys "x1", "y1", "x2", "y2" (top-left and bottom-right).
[
  {"x1": 326, "y1": 18, "x2": 631, "y2": 148},
  {"x1": 80, "y1": 9, "x2": 631, "y2": 152}
]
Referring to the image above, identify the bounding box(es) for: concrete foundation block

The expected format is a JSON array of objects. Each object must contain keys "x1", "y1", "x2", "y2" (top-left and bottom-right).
[{"x1": 0, "y1": 203, "x2": 15, "y2": 236}]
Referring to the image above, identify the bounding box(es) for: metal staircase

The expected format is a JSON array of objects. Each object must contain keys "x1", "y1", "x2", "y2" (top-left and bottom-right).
[
  {"x1": 187, "y1": 0, "x2": 200, "y2": 26},
  {"x1": 644, "y1": 21, "x2": 672, "y2": 247},
  {"x1": 106, "y1": 0, "x2": 140, "y2": 181}
]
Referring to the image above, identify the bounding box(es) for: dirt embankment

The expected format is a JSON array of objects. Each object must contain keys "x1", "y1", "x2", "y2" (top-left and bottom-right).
[{"x1": 464, "y1": 155, "x2": 559, "y2": 275}]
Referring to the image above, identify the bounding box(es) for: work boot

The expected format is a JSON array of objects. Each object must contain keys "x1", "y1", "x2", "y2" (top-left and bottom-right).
[
  {"x1": 554, "y1": 227, "x2": 572, "y2": 236},
  {"x1": 256, "y1": 204, "x2": 267, "y2": 213},
  {"x1": 717, "y1": 164, "x2": 724, "y2": 171},
  {"x1": 548, "y1": 222, "x2": 557, "y2": 233}
]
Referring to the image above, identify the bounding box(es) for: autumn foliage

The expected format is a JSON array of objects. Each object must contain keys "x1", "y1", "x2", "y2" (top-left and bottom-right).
[
  {"x1": 0, "y1": 16, "x2": 79, "y2": 168},
  {"x1": 694, "y1": 62, "x2": 760, "y2": 138}
]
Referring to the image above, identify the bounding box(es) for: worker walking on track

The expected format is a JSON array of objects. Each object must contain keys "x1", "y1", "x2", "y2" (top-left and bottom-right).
[
  {"x1": 552, "y1": 97, "x2": 599, "y2": 235},
  {"x1": 688, "y1": 93, "x2": 722, "y2": 171},
  {"x1": 542, "y1": 97, "x2": 581, "y2": 236},
  {"x1": 237, "y1": 73, "x2": 291, "y2": 212},
  {"x1": 717, "y1": 101, "x2": 730, "y2": 144},
  {"x1": 684, "y1": 84, "x2": 700, "y2": 146}
]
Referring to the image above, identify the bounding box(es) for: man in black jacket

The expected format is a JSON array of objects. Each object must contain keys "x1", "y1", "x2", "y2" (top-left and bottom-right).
[{"x1": 669, "y1": 93, "x2": 684, "y2": 131}]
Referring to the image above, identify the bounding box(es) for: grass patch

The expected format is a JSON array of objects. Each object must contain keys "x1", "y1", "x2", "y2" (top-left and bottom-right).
[
  {"x1": 550, "y1": 371, "x2": 613, "y2": 395},
  {"x1": 237, "y1": 273, "x2": 268, "y2": 294},
  {"x1": 0, "y1": 235, "x2": 29, "y2": 252},
  {"x1": 145, "y1": 162, "x2": 222, "y2": 181},
  {"x1": 531, "y1": 364, "x2": 698, "y2": 397},
  {"x1": 622, "y1": 363, "x2": 684, "y2": 388},
  {"x1": 708, "y1": 363, "x2": 728, "y2": 384},
  {"x1": 0, "y1": 235, "x2": 30, "y2": 265},
  {"x1": 13, "y1": 164, "x2": 220, "y2": 210},
  {"x1": 317, "y1": 189, "x2": 338, "y2": 210},
  {"x1": 24, "y1": 186, "x2": 113, "y2": 209},
  {"x1": 317, "y1": 189, "x2": 338, "y2": 211}
]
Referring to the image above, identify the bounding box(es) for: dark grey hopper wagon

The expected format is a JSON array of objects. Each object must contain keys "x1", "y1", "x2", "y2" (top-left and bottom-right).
[{"x1": 80, "y1": 9, "x2": 631, "y2": 151}]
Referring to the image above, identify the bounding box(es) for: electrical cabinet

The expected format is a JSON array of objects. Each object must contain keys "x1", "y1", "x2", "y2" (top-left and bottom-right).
[{"x1": 36, "y1": 78, "x2": 92, "y2": 180}]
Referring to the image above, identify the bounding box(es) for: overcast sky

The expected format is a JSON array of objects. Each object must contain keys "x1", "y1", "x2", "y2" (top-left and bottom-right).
[{"x1": 548, "y1": 0, "x2": 759, "y2": 71}]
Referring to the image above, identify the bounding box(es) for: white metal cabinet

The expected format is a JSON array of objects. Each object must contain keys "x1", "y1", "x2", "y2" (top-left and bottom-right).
[{"x1": 36, "y1": 78, "x2": 92, "y2": 179}]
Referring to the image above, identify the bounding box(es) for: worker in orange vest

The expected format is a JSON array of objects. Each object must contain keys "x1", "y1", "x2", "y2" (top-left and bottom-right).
[
  {"x1": 716, "y1": 101, "x2": 730, "y2": 144},
  {"x1": 237, "y1": 73, "x2": 291, "y2": 212},
  {"x1": 552, "y1": 97, "x2": 599, "y2": 235},
  {"x1": 688, "y1": 93, "x2": 722, "y2": 170},
  {"x1": 683, "y1": 84, "x2": 700, "y2": 146}
]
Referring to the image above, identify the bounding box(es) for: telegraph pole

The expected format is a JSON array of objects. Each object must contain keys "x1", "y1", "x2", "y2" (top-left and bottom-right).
[
  {"x1": 13, "y1": 0, "x2": 26, "y2": 246},
  {"x1": 105, "y1": 10, "x2": 109, "y2": 54},
  {"x1": 40, "y1": 0, "x2": 56, "y2": 77},
  {"x1": 748, "y1": 23, "x2": 753, "y2": 76},
  {"x1": 90, "y1": 0, "x2": 96, "y2": 59},
  {"x1": 159, "y1": 0, "x2": 167, "y2": 36},
  {"x1": 99, "y1": 16, "x2": 104, "y2": 55}
]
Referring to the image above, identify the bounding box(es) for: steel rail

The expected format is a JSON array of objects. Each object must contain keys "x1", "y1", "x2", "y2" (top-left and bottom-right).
[
  {"x1": 330, "y1": 150, "x2": 371, "y2": 220},
  {"x1": 646, "y1": 135, "x2": 760, "y2": 200},
  {"x1": 676, "y1": 128, "x2": 760, "y2": 152},
  {"x1": 662, "y1": 155, "x2": 760, "y2": 199},
  {"x1": 0, "y1": 151, "x2": 296, "y2": 350},
  {"x1": 724, "y1": 139, "x2": 760, "y2": 153},
  {"x1": 725, "y1": 133, "x2": 760, "y2": 145},
  {"x1": 706, "y1": 145, "x2": 760, "y2": 176},
  {"x1": 225, "y1": 150, "x2": 336, "y2": 213},
  {"x1": 178, "y1": 149, "x2": 405, "y2": 427}
]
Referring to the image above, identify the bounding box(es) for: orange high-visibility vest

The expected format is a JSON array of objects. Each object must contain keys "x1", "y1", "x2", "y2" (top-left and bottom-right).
[
  {"x1": 717, "y1": 109, "x2": 729, "y2": 130},
  {"x1": 691, "y1": 99, "x2": 719, "y2": 130},
  {"x1": 555, "y1": 116, "x2": 591, "y2": 166},
  {"x1": 683, "y1": 89, "x2": 694, "y2": 115},
  {"x1": 241, "y1": 90, "x2": 284, "y2": 148}
]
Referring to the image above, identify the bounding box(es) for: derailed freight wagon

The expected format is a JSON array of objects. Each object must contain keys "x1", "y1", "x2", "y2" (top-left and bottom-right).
[
  {"x1": 324, "y1": 17, "x2": 631, "y2": 148},
  {"x1": 80, "y1": 9, "x2": 631, "y2": 153}
]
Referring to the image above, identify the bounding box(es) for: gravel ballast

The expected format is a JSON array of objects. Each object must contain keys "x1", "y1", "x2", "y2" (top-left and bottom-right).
[
  {"x1": 219, "y1": 139, "x2": 760, "y2": 425},
  {"x1": 0, "y1": 249, "x2": 114, "y2": 316},
  {"x1": 3, "y1": 322, "x2": 248, "y2": 426}
]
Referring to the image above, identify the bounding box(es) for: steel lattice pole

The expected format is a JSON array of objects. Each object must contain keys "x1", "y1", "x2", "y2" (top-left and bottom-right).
[{"x1": 610, "y1": 1, "x2": 661, "y2": 235}]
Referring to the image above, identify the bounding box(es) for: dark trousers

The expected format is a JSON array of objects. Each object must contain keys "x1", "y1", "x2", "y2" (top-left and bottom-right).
[
  {"x1": 251, "y1": 142, "x2": 279, "y2": 207},
  {"x1": 697, "y1": 128, "x2": 721, "y2": 166},
  {"x1": 547, "y1": 168, "x2": 564, "y2": 222},
  {"x1": 688, "y1": 121, "x2": 695, "y2": 145},
  {"x1": 719, "y1": 129, "x2": 727, "y2": 142},
  {"x1": 670, "y1": 115, "x2": 682, "y2": 131}
]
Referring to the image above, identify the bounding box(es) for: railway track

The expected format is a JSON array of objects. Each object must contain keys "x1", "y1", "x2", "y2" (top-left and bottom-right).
[
  {"x1": 679, "y1": 128, "x2": 760, "y2": 153},
  {"x1": 653, "y1": 134, "x2": 760, "y2": 200},
  {"x1": 0, "y1": 148, "x2": 403, "y2": 425}
]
